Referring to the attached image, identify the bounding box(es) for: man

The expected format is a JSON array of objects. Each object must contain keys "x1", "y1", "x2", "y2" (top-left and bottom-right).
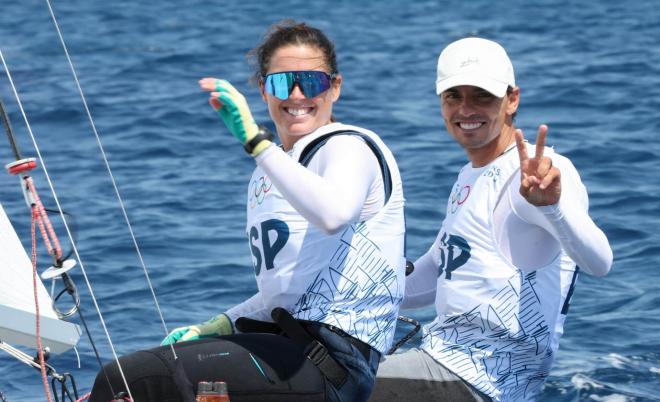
[{"x1": 371, "y1": 37, "x2": 613, "y2": 402}]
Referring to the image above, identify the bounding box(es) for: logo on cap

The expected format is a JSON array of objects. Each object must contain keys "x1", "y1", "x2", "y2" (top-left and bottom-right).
[{"x1": 460, "y1": 57, "x2": 479, "y2": 68}]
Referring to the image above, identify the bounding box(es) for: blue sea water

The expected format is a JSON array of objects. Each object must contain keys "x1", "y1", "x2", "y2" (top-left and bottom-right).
[{"x1": 1, "y1": 0, "x2": 659, "y2": 400}]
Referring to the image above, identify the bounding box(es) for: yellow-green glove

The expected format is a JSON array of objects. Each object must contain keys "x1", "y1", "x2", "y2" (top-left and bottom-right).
[
  {"x1": 161, "y1": 313, "x2": 234, "y2": 346},
  {"x1": 210, "y1": 79, "x2": 273, "y2": 157}
]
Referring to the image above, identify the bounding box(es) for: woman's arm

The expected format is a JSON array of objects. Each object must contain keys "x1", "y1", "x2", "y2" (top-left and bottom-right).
[{"x1": 255, "y1": 135, "x2": 383, "y2": 233}]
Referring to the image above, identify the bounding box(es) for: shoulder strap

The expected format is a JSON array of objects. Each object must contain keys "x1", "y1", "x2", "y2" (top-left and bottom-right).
[{"x1": 298, "y1": 130, "x2": 392, "y2": 204}]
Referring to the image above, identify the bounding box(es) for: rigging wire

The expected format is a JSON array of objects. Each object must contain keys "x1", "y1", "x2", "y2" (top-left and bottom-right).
[
  {"x1": 0, "y1": 50, "x2": 129, "y2": 399},
  {"x1": 2, "y1": 95, "x2": 87, "y2": 401},
  {"x1": 2, "y1": 0, "x2": 183, "y2": 397},
  {"x1": 0, "y1": 340, "x2": 53, "y2": 373},
  {"x1": 42, "y1": 0, "x2": 175, "y2": 355},
  {"x1": 0, "y1": 341, "x2": 81, "y2": 402}
]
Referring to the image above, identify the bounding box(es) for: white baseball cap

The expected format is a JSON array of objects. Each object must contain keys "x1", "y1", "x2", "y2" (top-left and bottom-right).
[{"x1": 435, "y1": 37, "x2": 515, "y2": 97}]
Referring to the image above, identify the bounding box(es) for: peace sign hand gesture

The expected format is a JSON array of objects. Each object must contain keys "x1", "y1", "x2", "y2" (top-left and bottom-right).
[{"x1": 514, "y1": 124, "x2": 561, "y2": 206}]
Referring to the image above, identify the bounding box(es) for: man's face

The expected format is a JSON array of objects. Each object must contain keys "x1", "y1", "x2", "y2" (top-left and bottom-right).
[{"x1": 440, "y1": 85, "x2": 519, "y2": 151}]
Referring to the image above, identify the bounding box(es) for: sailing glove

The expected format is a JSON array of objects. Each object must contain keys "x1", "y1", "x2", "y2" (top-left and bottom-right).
[
  {"x1": 161, "y1": 313, "x2": 234, "y2": 345},
  {"x1": 201, "y1": 78, "x2": 273, "y2": 157}
]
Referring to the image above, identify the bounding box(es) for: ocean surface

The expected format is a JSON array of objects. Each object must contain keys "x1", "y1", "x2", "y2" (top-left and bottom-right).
[{"x1": 1, "y1": 0, "x2": 659, "y2": 400}]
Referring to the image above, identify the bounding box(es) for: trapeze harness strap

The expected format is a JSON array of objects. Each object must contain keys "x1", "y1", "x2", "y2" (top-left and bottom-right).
[
  {"x1": 298, "y1": 130, "x2": 392, "y2": 204},
  {"x1": 271, "y1": 308, "x2": 349, "y2": 389}
]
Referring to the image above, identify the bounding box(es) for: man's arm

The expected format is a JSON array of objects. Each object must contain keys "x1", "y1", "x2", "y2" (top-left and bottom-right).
[
  {"x1": 509, "y1": 155, "x2": 612, "y2": 276},
  {"x1": 513, "y1": 126, "x2": 613, "y2": 276},
  {"x1": 402, "y1": 243, "x2": 440, "y2": 309}
]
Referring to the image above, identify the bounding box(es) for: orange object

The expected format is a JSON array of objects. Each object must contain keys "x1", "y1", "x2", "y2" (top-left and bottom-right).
[{"x1": 196, "y1": 381, "x2": 230, "y2": 402}]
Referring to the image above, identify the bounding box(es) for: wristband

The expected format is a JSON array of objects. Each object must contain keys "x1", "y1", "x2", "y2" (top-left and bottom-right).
[{"x1": 243, "y1": 125, "x2": 274, "y2": 156}]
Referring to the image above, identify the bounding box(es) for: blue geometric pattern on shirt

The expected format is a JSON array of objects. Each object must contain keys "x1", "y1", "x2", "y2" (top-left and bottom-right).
[
  {"x1": 423, "y1": 271, "x2": 552, "y2": 402},
  {"x1": 293, "y1": 222, "x2": 402, "y2": 353}
]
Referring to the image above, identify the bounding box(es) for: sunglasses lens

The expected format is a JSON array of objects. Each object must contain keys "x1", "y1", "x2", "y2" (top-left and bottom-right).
[
  {"x1": 264, "y1": 71, "x2": 333, "y2": 100},
  {"x1": 299, "y1": 71, "x2": 332, "y2": 99},
  {"x1": 265, "y1": 72, "x2": 295, "y2": 100}
]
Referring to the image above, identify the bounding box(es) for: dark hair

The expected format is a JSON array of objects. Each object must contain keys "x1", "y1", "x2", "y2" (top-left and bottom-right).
[
  {"x1": 507, "y1": 85, "x2": 517, "y2": 121},
  {"x1": 248, "y1": 19, "x2": 338, "y2": 84}
]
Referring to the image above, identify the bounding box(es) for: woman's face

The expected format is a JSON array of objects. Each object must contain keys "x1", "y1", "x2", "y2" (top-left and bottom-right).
[{"x1": 260, "y1": 44, "x2": 342, "y2": 151}]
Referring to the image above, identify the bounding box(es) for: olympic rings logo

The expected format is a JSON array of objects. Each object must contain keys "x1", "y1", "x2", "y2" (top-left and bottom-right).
[
  {"x1": 249, "y1": 175, "x2": 272, "y2": 208},
  {"x1": 449, "y1": 184, "x2": 471, "y2": 214}
]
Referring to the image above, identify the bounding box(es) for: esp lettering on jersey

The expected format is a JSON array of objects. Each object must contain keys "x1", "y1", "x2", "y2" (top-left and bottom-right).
[
  {"x1": 437, "y1": 232, "x2": 472, "y2": 280},
  {"x1": 248, "y1": 219, "x2": 289, "y2": 276}
]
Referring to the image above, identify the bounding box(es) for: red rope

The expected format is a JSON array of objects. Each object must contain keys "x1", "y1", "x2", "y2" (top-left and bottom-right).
[
  {"x1": 74, "y1": 392, "x2": 132, "y2": 402},
  {"x1": 32, "y1": 207, "x2": 53, "y2": 402},
  {"x1": 26, "y1": 177, "x2": 62, "y2": 260},
  {"x1": 22, "y1": 177, "x2": 131, "y2": 402},
  {"x1": 75, "y1": 392, "x2": 91, "y2": 402}
]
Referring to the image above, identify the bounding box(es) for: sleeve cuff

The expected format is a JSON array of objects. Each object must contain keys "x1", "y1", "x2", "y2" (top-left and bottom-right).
[
  {"x1": 538, "y1": 203, "x2": 563, "y2": 220},
  {"x1": 254, "y1": 142, "x2": 278, "y2": 162}
]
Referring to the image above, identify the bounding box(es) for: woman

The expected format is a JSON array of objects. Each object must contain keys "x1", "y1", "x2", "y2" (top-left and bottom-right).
[{"x1": 90, "y1": 20, "x2": 405, "y2": 402}]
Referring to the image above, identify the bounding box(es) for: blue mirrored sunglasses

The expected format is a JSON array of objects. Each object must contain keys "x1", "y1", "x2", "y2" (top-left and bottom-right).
[{"x1": 263, "y1": 70, "x2": 335, "y2": 100}]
